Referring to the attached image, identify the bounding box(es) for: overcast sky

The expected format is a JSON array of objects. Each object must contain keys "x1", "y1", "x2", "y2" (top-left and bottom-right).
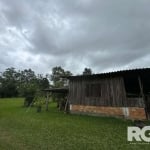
[{"x1": 0, "y1": 0, "x2": 150, "y2": 75}]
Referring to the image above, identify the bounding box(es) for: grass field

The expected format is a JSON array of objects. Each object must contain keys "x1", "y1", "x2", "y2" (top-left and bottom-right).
[{"x1": 0, "y1": 98, "x2": 149, "y2": 150}]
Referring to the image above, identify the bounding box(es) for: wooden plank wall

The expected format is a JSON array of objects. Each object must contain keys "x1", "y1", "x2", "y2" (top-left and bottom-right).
[{"x1": 68, "y1": 77, "x2": 145, "y2": 107}]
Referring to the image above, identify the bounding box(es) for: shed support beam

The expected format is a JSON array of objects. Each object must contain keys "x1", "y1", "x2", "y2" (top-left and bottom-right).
[
  {"x1": 46, "y1": 92, "x2": 49, "y2": 111},
  {"x1": 138, "y1": 76, "x2": 148, "y2": 119}
]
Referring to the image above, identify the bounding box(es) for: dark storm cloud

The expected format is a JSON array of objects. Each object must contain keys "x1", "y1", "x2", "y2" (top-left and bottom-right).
[
  {"x1": 0, "y1": 0, "x2": 150, "y2": 74},
  {"x1": 0, "y1": 0, "x2": 31, "y2": 28}
]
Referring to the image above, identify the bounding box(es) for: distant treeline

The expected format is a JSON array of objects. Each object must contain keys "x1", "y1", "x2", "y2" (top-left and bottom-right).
[
  {"x1": 0, "y1": 68, "x2": 50, "y2": 98},
  {"x1": 0, "y1": 66, "x2": 92, "y2": 98}
]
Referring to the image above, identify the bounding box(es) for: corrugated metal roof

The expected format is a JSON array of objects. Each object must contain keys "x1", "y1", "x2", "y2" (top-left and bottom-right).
[
  {"x1": 67, "y1": 68, "x2": 150, "y2": 79},
  {"x1": 43, "y1": 87, "x2": 68, "y2": 93}
]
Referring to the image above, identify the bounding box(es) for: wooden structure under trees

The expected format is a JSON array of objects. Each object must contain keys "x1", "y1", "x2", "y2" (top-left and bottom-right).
[{"x1": 43, "y1": 87, "x2": 69, "y2": 111}]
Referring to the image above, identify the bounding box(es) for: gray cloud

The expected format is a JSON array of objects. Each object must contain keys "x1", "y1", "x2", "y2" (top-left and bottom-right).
[{"x1": 0, "y1": 0, "x2": 150, "y2": 74}]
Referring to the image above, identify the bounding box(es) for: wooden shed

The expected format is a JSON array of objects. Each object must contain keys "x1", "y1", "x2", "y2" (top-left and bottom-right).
[{"x1": 67, "y1": 68, "x2": 150, "y2": 120}]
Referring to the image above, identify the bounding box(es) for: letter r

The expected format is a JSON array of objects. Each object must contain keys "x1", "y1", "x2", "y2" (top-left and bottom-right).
[{"x1": 128, "y1": 127, "x2": 142, "y2": 141}]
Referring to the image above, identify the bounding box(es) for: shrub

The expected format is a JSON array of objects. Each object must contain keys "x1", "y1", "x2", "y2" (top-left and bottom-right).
[
  {"x1": 24, "y1": 96, "x2": 34, "y2": 107},
  {"x1": 33, "y1": 91, "x2": 45, "y2": 112}
]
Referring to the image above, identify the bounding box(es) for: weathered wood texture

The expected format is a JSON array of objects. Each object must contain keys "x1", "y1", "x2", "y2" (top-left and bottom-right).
[{"x1": 68, "y1": 77, "x2": 145, "y2": 107}]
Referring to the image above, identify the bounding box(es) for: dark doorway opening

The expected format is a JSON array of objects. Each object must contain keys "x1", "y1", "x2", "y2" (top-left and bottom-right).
[{"x1": 124, "y1": 76, "x2": 141, "y2": 98}]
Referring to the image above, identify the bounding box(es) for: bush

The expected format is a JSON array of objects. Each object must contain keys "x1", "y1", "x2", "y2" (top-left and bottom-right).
[
  {"x1": 33, "y1": 91, "x2": 45, "y2": 112},
  {"x1": 23, "y1": 85, "x2": 37, "y2": 107},
  {"x1": 37, "y1": 105, "x2": 42, "y2": 112},
  {"x1": 24, "y1": 96, "x2": 34, "y2": 107}
]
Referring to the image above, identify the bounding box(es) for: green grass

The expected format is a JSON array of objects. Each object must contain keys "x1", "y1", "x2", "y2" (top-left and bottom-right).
[{"x1": 0, "y1": 98, "x2": 149, "y2": 150}]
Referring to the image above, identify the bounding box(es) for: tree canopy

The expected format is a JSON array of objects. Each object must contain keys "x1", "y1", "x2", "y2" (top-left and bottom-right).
[
  {"x1": 82, "y1": 68, "x2": 92, "y2": 75},
  {"x1": 51, "y1": 66, "x2": 72, "y2": 88},
  {"x1": 0, "y1": 68, "x2": 49, "y2": 98}
]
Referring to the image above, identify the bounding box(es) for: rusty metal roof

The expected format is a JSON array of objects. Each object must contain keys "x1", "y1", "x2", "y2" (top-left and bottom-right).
[
  {"x1": 42, "y1": 87, "x2": 68, "y2": 93},
  {"x1": 67, "y1": 68, "x2": 150, "y2": 79}
]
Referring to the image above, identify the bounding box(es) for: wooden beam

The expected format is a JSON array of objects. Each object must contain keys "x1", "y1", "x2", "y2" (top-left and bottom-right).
[
  {"x1": 64, "y1": 95, "x2": 69, "y2": 113},
  {"x1": 45, "y1": 92, "x2": 49, "y2": 111},
  {"x1": 138, "y1": 76, "x2": 144, "y2": 97},
  {"x1": 138, "y1": 76, "x2": 148, "y2": 119}
]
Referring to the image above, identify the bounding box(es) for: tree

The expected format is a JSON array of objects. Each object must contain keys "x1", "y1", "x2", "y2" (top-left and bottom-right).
[
  {"x1": 0, "y1": 68, "x2": 50, "y2": 98},
  {"x1": 82, "y1": 68, "x2": 92, "y2": 75},
  {"x1": 37, "y1": 74, "x2": 49, "y2": 90},
  {"x1": 0, "y1": 68, "x2": 19, "y2": 97},
  {"x1": 18, "y1": 69, "x2": 38, "y2": 97},
  {"x1": 51, "y1": 66, "x2": 72, "y2": 87}
]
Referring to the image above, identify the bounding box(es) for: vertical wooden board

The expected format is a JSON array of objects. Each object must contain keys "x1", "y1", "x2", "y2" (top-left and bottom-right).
[
  {"x1": 68, "y1": 80, "x2": 71, "y2": 103},
  {"x1": 109, "y1": 78, "x2": 114, "y2": 106},
  {"x1": 105, "y1": 79, "x2": 110, "y2": 106},
  {"x1": 120, "y1": 77, "x2": 127, "y2": 106},
  {"x1": 83, "y1": 79, "x2": 88, "y2": 105},
  {"x1": 76, "y1": 80, "x2": 79, "y2": 104}
]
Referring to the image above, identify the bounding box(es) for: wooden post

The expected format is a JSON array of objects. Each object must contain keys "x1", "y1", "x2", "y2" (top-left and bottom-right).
[
  {"x1": 138, "y1": 76, "x2": 144, "y2": 98},
  {"x1": 138, "y1": 76, "x2": 148, "y2": 119},
  {"x1": 64, "y1": 95, "x2": 69, "y2": 113},
  {"x1": 46, "y1": 91, "x2": 49, "y2": 111}
]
